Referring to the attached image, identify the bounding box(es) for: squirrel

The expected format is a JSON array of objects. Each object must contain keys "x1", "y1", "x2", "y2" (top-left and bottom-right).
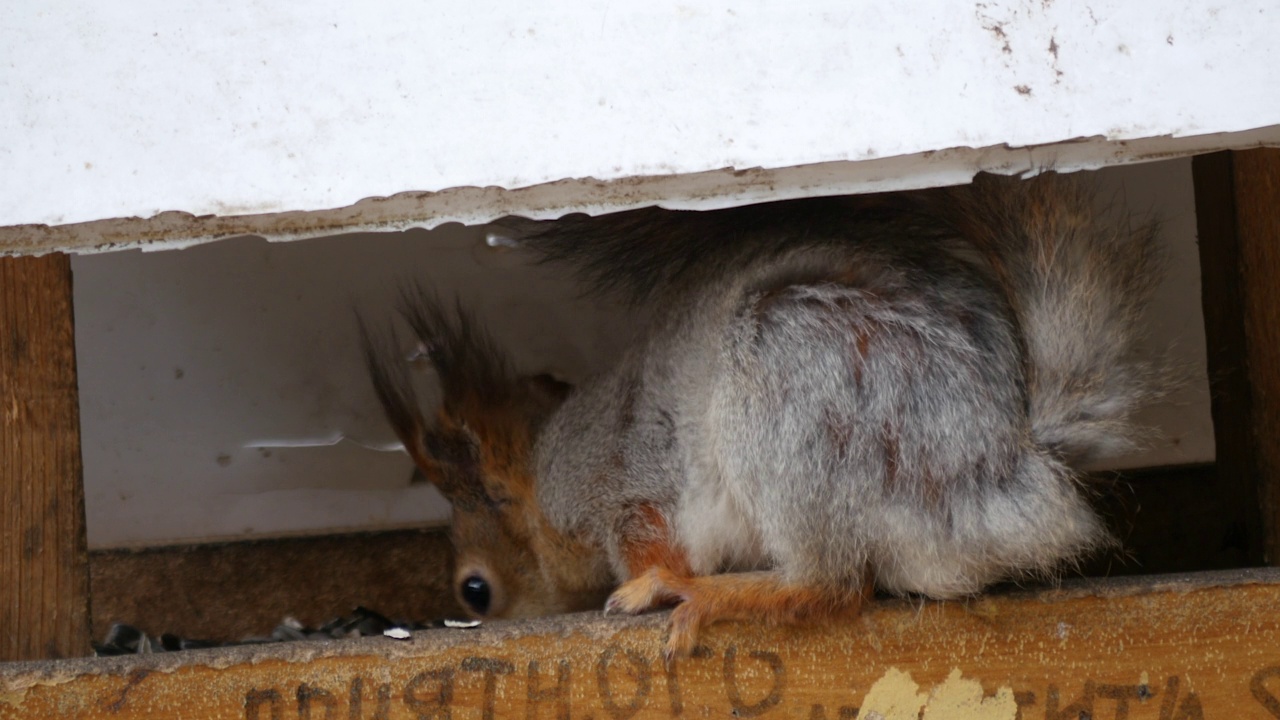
[{"x1": 359, "y1": 171, "x2": 1164, "y2": 658}]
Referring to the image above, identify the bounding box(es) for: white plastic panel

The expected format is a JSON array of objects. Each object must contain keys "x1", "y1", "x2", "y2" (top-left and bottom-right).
[
  {"x1": 2, "y1": 0, "x2": 1278, "y2": 240},
  {"x1": 74, "y1": 159, "x2": 1213, "y2": 549},
  {"x1": 74, "y1": 224, "x2": 637, "y2": 547}
]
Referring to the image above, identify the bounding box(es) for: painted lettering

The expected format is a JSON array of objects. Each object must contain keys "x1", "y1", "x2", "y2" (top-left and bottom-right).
[
  {"x1": 596, "y1": 645, "x2": 652, "y2": 720},
  {"x1": 722, "y1": 646, "x2": 785, "y2": 718},
  {"x1": 245, "y1": 689, "x2": 284, "y2": 720},
  {"x1": 806, "y1": 703, "x2": 858, "y2": 719},
  {"x1": 1045, "y1": 680, "x2": 1093, "y2": 720},
  {"x1": 1252, "y1": 666, "x2": 1280, "y2": 719},
  {"x1": 296, "y1": 684, "x2": 339, "y2": 720},
  {"x1": 1096, "y1": 682, "x2": 1151, "y2": 720},
  {"x1": 1159, "y1": 676, "x2": 1178, "y2": 720},
  {"x1": 1158, "y1": 676, "x2": 1205, "y2": 720},
  {"x1": 527, "y1": 659, "x2": 572, "y2": 720},
  {"x1": 229, "y1": 659, "x2": 1280, "y2": 720},
  {"x1": 404, "y1": 669, "x2": 454, "y2": 720},
  {"x1": 662, "y1": 657, "x2": 683, "y2": 717},
  {"x1": 1013, "y1": 691, "x2": 1036, "y2": 720},
  {"x1": 1170, "y1": 694, "x2": 1205, "y2": 720},
  {"x1": 461, "y1": 657, "x2": 514, "y2": 720},
  {"x1": 348, "y1": 677, "x2": 391, "y2": 720},
  {"x1": 663, "y1": 643, "x2": 713, "y2": 715}
]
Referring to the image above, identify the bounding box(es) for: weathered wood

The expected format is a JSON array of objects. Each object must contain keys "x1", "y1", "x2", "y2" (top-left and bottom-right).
[
  {"x1": 82, "y1": 465, "x2": 1246, "y2": 648},
  {"x1": 3, "y1": 570, "x2": 1280, "y2": 719},
  {"x1": 1193, "y1": 149, "x2": 1280, "y2": 566},
  {"x1": 0, "y1": 254, "x2": 91, "y2": 661},
  {"x1": 1233, "y1": 150, "x2": 1280, "y2": 566},
  {"x1": 90, "y1": 529, "x2": 461, "y2": 643}
]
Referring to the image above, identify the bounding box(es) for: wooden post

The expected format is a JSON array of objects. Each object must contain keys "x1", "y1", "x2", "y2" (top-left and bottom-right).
[
  {"x1": 0, "y1": 253, "x2": 91, "y2": 660},
  {"x1": 1193, "y1": 148, "x2": 1280, "y2": 566}
]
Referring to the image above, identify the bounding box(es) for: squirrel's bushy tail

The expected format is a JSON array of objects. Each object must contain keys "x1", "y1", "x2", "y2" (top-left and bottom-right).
[
  {"x1": 934, "y1": 173, "x2": 1164, "y2": 464},
  {"x1": 514, "y1": 172, "x2": 1164, "y2": 464},
  {"x1": 507, "y1": 195, "x2": 898, "y2": 304}
]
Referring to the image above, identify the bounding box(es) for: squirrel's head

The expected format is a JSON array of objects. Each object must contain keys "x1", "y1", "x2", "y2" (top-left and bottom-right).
[{"x1": 359, "y1": 290, "x2": 613, "y2": 620}]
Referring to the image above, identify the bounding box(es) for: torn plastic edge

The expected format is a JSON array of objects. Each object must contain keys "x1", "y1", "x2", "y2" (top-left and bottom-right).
[
  {"x1": 243, "y1": 434, "x2": 404, "y2": 453},
  {"x1": 3, "y1": 126, "x2": 1278, "y2": 258}
]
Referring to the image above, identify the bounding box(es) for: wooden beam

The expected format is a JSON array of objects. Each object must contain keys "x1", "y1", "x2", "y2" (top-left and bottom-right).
[
  {"x1": 1193, "y1": 149, "x2": 1280, "y2": 565},
  {"x1": 0, "y1": 254, "x2": 91, "y2": 661},
  {"x1": 3, "y1": 570, "x2": 1280, "y2": 719}
]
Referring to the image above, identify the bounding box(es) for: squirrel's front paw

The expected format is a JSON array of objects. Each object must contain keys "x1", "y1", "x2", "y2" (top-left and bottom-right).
[
  {"x1": 604, "y1": 567, "x2": 686, "y2": 615},
  {"x1": 603, "y1": 569, "x2": 703, "y2": 660}
]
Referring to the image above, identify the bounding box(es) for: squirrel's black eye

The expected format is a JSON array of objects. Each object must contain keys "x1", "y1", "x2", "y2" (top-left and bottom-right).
[{"x1": 460, "y1": 575, "x2": 491, "y2": 615}]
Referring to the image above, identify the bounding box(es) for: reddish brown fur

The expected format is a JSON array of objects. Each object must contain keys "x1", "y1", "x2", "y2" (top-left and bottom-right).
[
  {"x1": 611, "y1": 567, "x2": 874, "y2": 659},
  {"x1": 617, "y1": 504, "x2": 693, "y2": 579},
  {"x1": 882, "y1": 420, "x2": 901, "y2": 493},
  {"x1": 434, "y1": 395, "x2": 614, "y2": 619},
  {"x1": 853, "y1": 328, "x2": 871, "y2": 387},
  {"x1": 397, "y1": 411, "x2": 453, "y2": 491},
  {"x1": 442, "y1": 403, "x2": 537, "y2": 502},
  {"x1": 921, "y1": 469, "x2": 945, "y2": 509},
  {"x1": 367, "y1": 173, "x2": 1156, "y2": 662},
  {"x1": 823, "y1": 409, "x2": 853, "y2": 460},
  {"x1": 607, "y1": 502, "x2": 872, "y2": 658}
]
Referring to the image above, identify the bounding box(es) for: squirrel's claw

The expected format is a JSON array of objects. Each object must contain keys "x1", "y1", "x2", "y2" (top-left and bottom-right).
[
  {"x1": 665, "y1": 601, "x2": 707, "y2": 660},
  {"x1": 605, "y1": 568, "x2": 682, "y2": 615},
  {"x1": 604, "y1": 567, "x2": 708, "y2": 659}
]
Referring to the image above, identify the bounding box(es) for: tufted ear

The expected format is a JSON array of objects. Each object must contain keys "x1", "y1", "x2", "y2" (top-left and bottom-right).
[
  {"x1": 357, "y1": 311, "x2": 489, "y2": 507},
  {"x1": 359, "y1": 287, "x2": 555, "y2": 512},
  {"x1": 359, "y1": 289, "x2": 613, "y2": 623},
  {"x1": 395, "y1": 285, "x2": 520, "y2": 418}
]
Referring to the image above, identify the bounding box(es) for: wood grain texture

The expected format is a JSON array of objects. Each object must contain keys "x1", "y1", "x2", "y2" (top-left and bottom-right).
[
  {"x1": 80, "y1": 464, "x2": 1245, "y2": 646},
  {"x1": 0, "y1": 253, "x2": 91, "y2": 660},
  {"x1": 3, "y1": 570, "x2": 1280, "y2": 720},
  {"x1": 90, "y1": 529, "x2": 461, "y2": 643},
  {"x1": 1193, "y1": 149, "x2": 1280, "y2": 566},
  {"x1": 1233, "y1": 150, "x2": 1280, "y2": 566}
]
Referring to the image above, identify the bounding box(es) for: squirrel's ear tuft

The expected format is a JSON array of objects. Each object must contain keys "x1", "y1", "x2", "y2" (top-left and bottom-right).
[
  {"x1": 356, "y1": 306, "x2": 492, "y2": 508},
  {"x1": 396, "y1": 284, "x2": 519, "y2": 413}
]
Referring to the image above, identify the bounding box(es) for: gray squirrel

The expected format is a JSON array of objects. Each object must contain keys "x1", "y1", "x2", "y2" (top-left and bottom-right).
[{"x1": 359, "y1": 171, "x2": 1163, "y2": 658}]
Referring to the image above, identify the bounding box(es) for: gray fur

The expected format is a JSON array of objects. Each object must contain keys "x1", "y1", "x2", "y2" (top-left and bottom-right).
[
  {"x1": 364, "y1": 171, "x2": 1163, "y2": 616},
  {"x1": 532, "y1": 172, "x2": 1160, "y2": 598}
]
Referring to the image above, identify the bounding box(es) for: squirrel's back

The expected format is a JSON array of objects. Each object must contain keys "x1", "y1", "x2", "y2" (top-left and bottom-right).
[
  {"x1": 524, "y1": 171, "x2": 1163, "y2": 595},
  {"x1": 521, "y1": 172, "x2": 1162, "y2": 462}
]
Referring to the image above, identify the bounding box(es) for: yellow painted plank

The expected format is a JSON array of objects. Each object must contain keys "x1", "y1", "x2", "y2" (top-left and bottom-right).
[{"x1": 3, "y1": 570, "x2": 1280, "y2": 719}]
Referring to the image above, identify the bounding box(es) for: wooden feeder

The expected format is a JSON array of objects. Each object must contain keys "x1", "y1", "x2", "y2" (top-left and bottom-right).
[{"x1": 2, "y1": 2, "x2": 1279, "y2": 718}]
